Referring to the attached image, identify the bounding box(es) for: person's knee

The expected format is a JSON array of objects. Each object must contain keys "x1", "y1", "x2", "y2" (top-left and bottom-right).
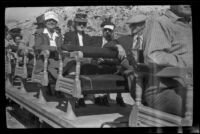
[{"x1": 144, "y1": 89, "x2": 182, "y2": 116}]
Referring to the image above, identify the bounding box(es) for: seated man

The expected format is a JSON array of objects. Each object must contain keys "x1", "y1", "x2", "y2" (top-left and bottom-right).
[
  {"x1": 142, "y1": 5, "x2": 192, "y2": 116},
  {"x1": 62, "y1": 12, "x2": 95, "y2": 107},
  {"x1": 90, "y1": 19, "x2": 127, "y2": 107}
]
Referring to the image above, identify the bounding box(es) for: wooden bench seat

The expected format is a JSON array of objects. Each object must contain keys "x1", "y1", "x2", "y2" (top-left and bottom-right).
[{"x1": 55, "y1": 47, "x2": 135, "y2": 120}]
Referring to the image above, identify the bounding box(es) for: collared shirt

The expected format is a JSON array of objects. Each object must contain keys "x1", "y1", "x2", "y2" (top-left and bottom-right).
[
  {"x1": 132, "y1": 34, "x2": 143, "y2": 50},
  {"x1": 43, "y1": 28, "x2": 58, "y2": 47},
  {"x1": 77, "y1": 33, "x2": 83, "y2": 46},
  {"x1": 102, "y1": 37, "x2": 108, "y2": 48},
  {"x1": 131, "y1": 34, "x2": 143, "y2": 62},
  {"x1": 143, "y1": 10, "x2": 193, "y2": 68}
]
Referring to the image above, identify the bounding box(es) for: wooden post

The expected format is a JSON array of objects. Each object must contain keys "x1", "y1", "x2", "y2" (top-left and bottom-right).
[
  {"x1": 42, "y1": 50, "x2": 49, "y2": 86},
  {"x1": 129, "y1": 72, "x2": 143, "y2": 127},
  {"x1": 31, "y1": 53, "x2": 36, "y2": 81},
  {"x1": 55, "y1": 53, "x2": 63, "y2": 91},
  {"x1": 58, "y1": 53, "x2": 63, "y2": 78},
  {"x1": 19, "y1": 78, "x2": 27, "y2": 94},
  {"x1": 38, "y1": 85, "x2": 47, "y2": 104},
  {"x1": 181, "y1": 69, "x2": 193, "y2": 126},
  {"x1": 182, "y1": 84, "x2": 193, "y2": 126},
  {"x1": 23, "y1": 50, "x2": 28, "y2": 79},
  {"x1": 74, "y1": 51, "x2": 83, "y2": 98},
  {"x1": 64, "y1": 94, "x2": 77, "y2": 120},
  {"x1": 135, "y1": 74, "x2": 143, "y2": 106}
]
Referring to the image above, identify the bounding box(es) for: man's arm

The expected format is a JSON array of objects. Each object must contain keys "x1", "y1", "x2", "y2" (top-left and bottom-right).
[{"x1": 145, "y1": 18, "x2": 187, "y2": 67}]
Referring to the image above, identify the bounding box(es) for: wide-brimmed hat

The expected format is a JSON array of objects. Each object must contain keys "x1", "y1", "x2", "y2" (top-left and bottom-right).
[
  {"x1": 9, "y1": 28, "x2": 22, "y2": 39},
  {"x1": 74, "y1": 13, "x2": 87, "y2": 23},
  {"x1": 126, "y1": 14, "x2": 147, "y2": 24},
  {"x1": 101, "y1": 20, "x2": 115, "y2": 30},
  {"x1": 44, "y1": 11, "x2": 59, "y2": 22},
  {"x1": 34, "y1": 14, "x2": 45, "y2": 25}
]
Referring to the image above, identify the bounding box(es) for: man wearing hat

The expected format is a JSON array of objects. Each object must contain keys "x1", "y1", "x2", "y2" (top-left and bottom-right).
[
  {"x1": 61, "y1": 12, "x2": 94, "y2": 107},
  {"x1": 90, "y1": 19, "x2": 126, "y2": 107},
  {"x1": 116, "y1": 14, "x2": 147, "y2": 64},
  {"x1": 142, "y1": 5, "x2": 193, "y2": 116},
  {"x1": 34, "y1": 11, "x2": 63, "y2": 96}
]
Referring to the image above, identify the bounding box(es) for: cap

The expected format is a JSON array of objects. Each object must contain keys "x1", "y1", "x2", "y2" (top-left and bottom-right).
[
  {"x1": 44, "y1": 11, "x2": 59, "y2": 22},
  {"x1": 9, "y1": 28, "x2": 21, "y2": 34},
  {"x1": 34, "y1": 14, "x2": 45, "y2": 25},
  {"x1": 126, "y1": 14, "x2": 147, "y2": 24},
  {"x1": 101, "y1": 20, "x2": 115, "y2": 30},
  {"x1": 74, "y1": 13, "x2": 87, "y2": 23}
]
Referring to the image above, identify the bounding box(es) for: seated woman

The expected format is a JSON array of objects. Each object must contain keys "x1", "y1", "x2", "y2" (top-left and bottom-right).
[{"x1": 33, "y1": 11, "x2": 63, "y2": 96}]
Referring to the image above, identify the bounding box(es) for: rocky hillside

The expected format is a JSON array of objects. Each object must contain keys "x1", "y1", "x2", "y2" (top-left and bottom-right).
[{"x1": 7, "y1": 6, "x2": 169, "y2": 40}]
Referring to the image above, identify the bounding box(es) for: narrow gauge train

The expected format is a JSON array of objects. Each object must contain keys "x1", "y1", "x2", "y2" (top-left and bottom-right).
[{"x1": 5, "y1": 42, "x2": 193, "y2": 128}]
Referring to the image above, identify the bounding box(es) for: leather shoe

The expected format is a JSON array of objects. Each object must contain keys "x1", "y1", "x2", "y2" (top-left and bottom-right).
[
  {"x1": 76, "y1": 98, "x2": 86, "y2": 108},
  {"x1": 116, "y1": 97, "x2": 126, "y2": 107},
  {"x1": 101, "y1": 95, "x2": 110, "y2": 107}
]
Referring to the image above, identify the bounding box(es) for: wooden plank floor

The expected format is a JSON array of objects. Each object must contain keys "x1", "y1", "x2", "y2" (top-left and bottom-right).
[{"x1": 5, "y1": 84, "x2": 134, "y2": 128}]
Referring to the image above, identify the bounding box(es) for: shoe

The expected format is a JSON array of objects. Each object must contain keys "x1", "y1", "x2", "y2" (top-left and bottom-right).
[
  {"x1": 116, "y1": 97, "x2": 126, "y2": 107},
  {"x1": 75, "y1": 101, "x2": 80, "y2": 108},
  {"x1": 101, "y1": 95, "x2": 110, "y2": 107},
  {"x1": 78, "y1": 98, "x2": 86, "y2": 107},
  {"x1": 94, "y1": 97, "x2": 102, "y2": 105}
]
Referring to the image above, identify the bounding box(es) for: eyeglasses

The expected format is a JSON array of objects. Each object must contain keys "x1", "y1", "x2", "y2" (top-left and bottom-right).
[
  {"x1": 103, "y1": 28, "x2": 113, "y2": 33},
  {"x1": 46, "y1": 19, "x2": 57, "y2": 25},
  {"x1": 77, "y1": 22, "x2": 87, "y2": 27}
]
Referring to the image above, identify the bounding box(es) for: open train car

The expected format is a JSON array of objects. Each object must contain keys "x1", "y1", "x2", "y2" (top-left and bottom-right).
[{"x1": 5, "y1": 46, "x2": 193, "y2": 128}]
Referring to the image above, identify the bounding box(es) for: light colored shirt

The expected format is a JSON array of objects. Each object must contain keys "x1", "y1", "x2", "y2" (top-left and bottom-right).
[
  {"x1": 78, "y1": 33, "x2": 83, "y2": 46},
  {"x1": 131, "y1": 34, "x2": 143, "y2": 62},
  {"x1": 102, "y1": 37, "x2": 108, "y2": 48},
  {"x1": 43, "y1": 28, "x2": 58, "y2": 47},
  {"x1": 132, "y1": 34, "x2": 143, "y2": 50},
  {"x1": 143, "y1": 10, "x2": 193, "y2": 68}
]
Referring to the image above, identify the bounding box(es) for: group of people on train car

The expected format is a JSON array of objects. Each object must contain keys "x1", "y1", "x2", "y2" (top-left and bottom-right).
[{"x1": 5, "y1": 5, "x2": 192, "y2": 117}]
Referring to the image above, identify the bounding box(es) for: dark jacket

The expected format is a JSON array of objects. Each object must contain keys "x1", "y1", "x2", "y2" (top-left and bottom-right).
[
  {"x1": 90, "y1": 36, "x2": 118, "y2": 48},
  {"x1": 34, "y1": 28, "x2": 63, "y2": 53},
  {"x1": 116, "y1": 35, "x2": 134, "y2": 56},
  {"x1": 90, "y1": 36, "x2": 119, "y2": 68},
  {"x1": 62, "y1": 31, "x2": 93, "y2": 51}
]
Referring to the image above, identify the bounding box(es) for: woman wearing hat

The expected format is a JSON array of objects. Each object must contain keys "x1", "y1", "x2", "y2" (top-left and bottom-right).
[{"x1": 34, "y1": 11, "x2": 63, "y2": 96}]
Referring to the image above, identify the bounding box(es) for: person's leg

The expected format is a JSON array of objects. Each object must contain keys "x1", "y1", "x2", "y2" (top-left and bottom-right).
[
  {"x1": 63, "y1": 60, "x2": 86, "y2": 107},
  {"x1": 144, "y1": 87, "x2": 183, "y2": 116},
  {"x1": 47, "y1": 59, "x2": 60, "y2": 96},
  {"x1": 116, "y1": 93, "x2": 126, "y2": 107},
  {"x1": 27, "y1": 53, "x2": 34, "y2": 78}
]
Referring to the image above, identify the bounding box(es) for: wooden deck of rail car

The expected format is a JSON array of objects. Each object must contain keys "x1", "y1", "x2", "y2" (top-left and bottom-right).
[{"x1": 6, "y1": 86, "x2": 134, "y2": 128}]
